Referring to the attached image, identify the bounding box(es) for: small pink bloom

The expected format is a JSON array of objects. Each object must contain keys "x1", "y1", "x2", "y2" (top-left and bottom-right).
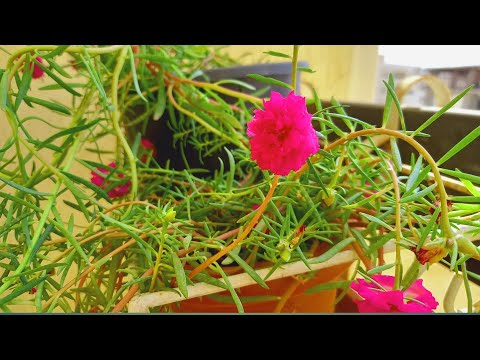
[
  {"x1": 363, "y1": 181, "x2": 378, "y2": 198},
  {"x1": 140, "y1": 138, "x2": 157, "y2": 163},
  {"x1": 22, "y1": 57, "x2": 45, "y2": 79},
  {"x1": 351, "y1": 274, "x2": 438, "y2": 313},
  {"x1": 429, "y1": 200, "x2": 453, "y2": 224},
  {"x1": 90, "y1": 162, "x2": 131, "y2": 199},
  {"x1": 247, "y1": 91, "x2": 319, "y2": 176}
]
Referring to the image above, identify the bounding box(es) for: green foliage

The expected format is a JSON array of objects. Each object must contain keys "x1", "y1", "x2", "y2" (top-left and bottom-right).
[{"x1": 0, "y1": 45, "x2": 479, "y2": 314}]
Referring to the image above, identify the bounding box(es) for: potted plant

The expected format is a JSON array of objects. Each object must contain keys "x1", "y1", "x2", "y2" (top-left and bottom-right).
[{"x1": 0, "y1": 45, "x2": 479, "y2": 314}]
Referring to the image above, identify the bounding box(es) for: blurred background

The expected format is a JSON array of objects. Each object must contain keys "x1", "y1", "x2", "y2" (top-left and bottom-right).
[
  {"x1": 4, "y1": 45, "x2": 480, "y2": 107},
  {"x1": 225, "y1": 45, "x2": 480, "y2": 109}
]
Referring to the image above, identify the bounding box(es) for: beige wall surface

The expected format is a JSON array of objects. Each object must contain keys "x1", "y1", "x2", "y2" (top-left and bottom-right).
[
  {"x1": 224, "y1": 45, "x2": 379, "y2": 102},
  {"x1": 0, "y1": 46, "x2": 114, "y2": 228}
]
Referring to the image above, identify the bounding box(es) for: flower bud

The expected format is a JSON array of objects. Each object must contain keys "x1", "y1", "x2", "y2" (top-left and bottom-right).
[
  {"x1": 410, "y1": 243, "x2": 449, "y2": 265},
  {"x1": 280, "y1": 248, "x2": 292, "y2": 262},
  {"x1": 456, "y1": 236, "x2": 480, "y2": 259},
  {"x1": 164, "y1": 209, "x2": 176, "y2": 223},
  {"x1": 322, "y1": 189, "x2": 336, "y2": 207}
]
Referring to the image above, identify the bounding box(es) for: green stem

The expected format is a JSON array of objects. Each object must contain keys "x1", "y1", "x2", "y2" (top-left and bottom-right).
[
  {"x1": 7, "y1": 54, "x2": 26, "y2": 86},
  {"x1": 169, "y1": 76, "x2": 262, "y2": 105},
  {"x1": 3, "y1": 87, "x2": 96, "y2": 193},
  {"x1": 111, "y1": 46, "x2": 138, "y2": 207},
  {"x1": 461, "y1": 261, "x2": 473, "y2": 312},
  {"x1": 291, "y1": 45, "x2": 300, "y2": 91},
  {"x1": 167, "y1": 85, "x2": 247, "y2": 150},
  {"x1": 322, "y1": 128, "x2": 455, "y2": 239},
  {"x1": 106, "y1": 251, "x2": 123, "y2": 301},
  {"x1": 0, "y1": 136, "x2": 89, "y2": 297},
  {"x1": 150, "y1": 226, "x2": 167, "y2": 292},
  {"x1": 401, "y1": 260, "x2": 422, "y2": 290},
  {"x1": 198, "y1": 84, "x2": 261, "y2": 105},
  {"x1": 4, "y1": 107, "x2": 28, "y2": 182},
  {"x1": 188, "y1": 175, "x2": 280, "y2": 280},
  {"x1": 7, "y1": 45, "x2": 126, "y2": 68},
  {"x1": 327, "y1": 147, "x2": 346, "y2": 189},
  {"x1": 387, "y1": 161, "x2": 403, "y2": 289}
]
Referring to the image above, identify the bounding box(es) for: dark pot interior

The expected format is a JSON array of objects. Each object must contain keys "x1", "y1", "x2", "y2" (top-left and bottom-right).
[
  {"x1": 311, "y1": 101, "x2": 480, "y2": 177},
  {"x1": 145, "y1": 62, "x2": 309, "y2": 175}
]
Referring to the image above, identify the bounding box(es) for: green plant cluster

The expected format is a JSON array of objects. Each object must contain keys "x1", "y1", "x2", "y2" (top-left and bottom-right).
[{"x1": 0, "y1": 45, "x2": 479, "y2": 313}]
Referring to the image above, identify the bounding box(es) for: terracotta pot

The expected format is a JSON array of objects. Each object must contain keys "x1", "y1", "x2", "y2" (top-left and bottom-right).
[{"x1": 172, "y1": 262, "x2": 352, "y2": 313}]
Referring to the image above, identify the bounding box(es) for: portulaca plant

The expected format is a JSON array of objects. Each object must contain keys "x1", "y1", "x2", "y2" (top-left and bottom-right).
[{"x1": 0, "y1": 45, "x2": 479, "y2": 313}]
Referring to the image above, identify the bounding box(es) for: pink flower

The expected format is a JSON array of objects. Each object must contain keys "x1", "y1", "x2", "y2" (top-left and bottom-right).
[
  {"x1": 429, "y1": 200, "x2": 453, "y2": 224},
  {"x1": 90, "y1": 162, "x2": 131, "y2": 198},
  {"x1": 140, "y1": 138, "x2": 157, "y2": 163},
  {"x1": 363, "y1": 181, "x2": 378, "y2": 198},
  {"x1": 22, "y1": 56, "x2": 45, "y2": 79},
  {"x1": 351, "y1": 275, "x2": 438, "y2": 313},
  {"x1": 247, "y1": 91, "x2": 319, "y2": 176},
  {"x1": 32, "y1": 57, "x2": 45, "y2": 79}
]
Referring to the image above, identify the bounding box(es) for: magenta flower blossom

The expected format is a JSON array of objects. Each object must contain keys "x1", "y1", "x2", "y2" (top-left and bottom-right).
[
  {"x1": 22, "y1": 57, "x2": 45, "y2": 79},
  {"x1": 363, "y1": 181, "x2": 378, "y2": 198},
  {"x1": 429, "y1": 200, "x2": 453, "y2": 224},
  {"x1": 247, "y1": 91, "x2": 319, "y2": 176},
  {"x1": 351, "y1": 275, "x2": 438, "y2": 313},
  {"x1": 32, "y1": 57, "x2": 45, "y2": 79},
  {"x1": 90, "y1": 162, "x2": 131, "y2": 198},
  {"x1": 140, "y1": 138, "x2": 157, "y2": 163}
]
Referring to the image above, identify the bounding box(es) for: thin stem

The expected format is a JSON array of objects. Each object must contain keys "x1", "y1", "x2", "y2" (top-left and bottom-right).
[
  {"x1": 0, "y1": 132, "x2": 88, "y2": 297},
  {"x1": 291, "y1": 45, "x2": 300, "y2": 91},
  {"x1": 387, "y1": 161, "x2": 403, "y2": 290},
  {"x1": 444, "y1": 273, "x2": 463, "y2": 312},
  {"x1": 48, "y1": 229, "x2": 118, "y2": 263},
  {"x1": 461, "y1": 261, "x2": 473, "y2": 313},
  {"x1": 111, "y1": 46, "x2": 138, "y2": 207},
  {"x1": 4, "y1": 89, "x2": 97, "y2": 208},
  {"x1": 327, "y1": 147, "x2": 346, "y2": 188},
  {"x1": 351, "y1": 239, "x2": 373, "y2": 271},
  {"x1": 165, "y1": 72, "x2": 262, "y2": 105},
  {"x1": 149, "y1": 228, "x2": 166, "y2": 292},
  {"x1": 167, "y1": 84, "x2": 247, "y2": 150},
  {"x1": 110, "y1": 221, "x2": 219, "y2": 312},
  {"x1": 43, "y1": 237, "x2": 139, "y2": 311},
  {"x1": 112, "y1": 268, "x2": 154, "y2": 313},
  {"x1": 7, "y1": 54, "x2": 26, "y2": 86},
  {"x1": 7, "y1": 45, "x2": 126, "y2": 68},
  {"x1": 84, "y1": 200, "x2": 158, "y2": 236},
  {"x1": 294, "y1": 128, "x2": 454, "y2": 239},
  {"x1": 188, "y1": 175, "x2": 280, "y2": 280}
]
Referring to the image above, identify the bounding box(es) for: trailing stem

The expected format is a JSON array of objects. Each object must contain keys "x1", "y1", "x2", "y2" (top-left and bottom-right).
[{"x1": 295, "y1": 128, "x2": 455, "y2": 239}]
